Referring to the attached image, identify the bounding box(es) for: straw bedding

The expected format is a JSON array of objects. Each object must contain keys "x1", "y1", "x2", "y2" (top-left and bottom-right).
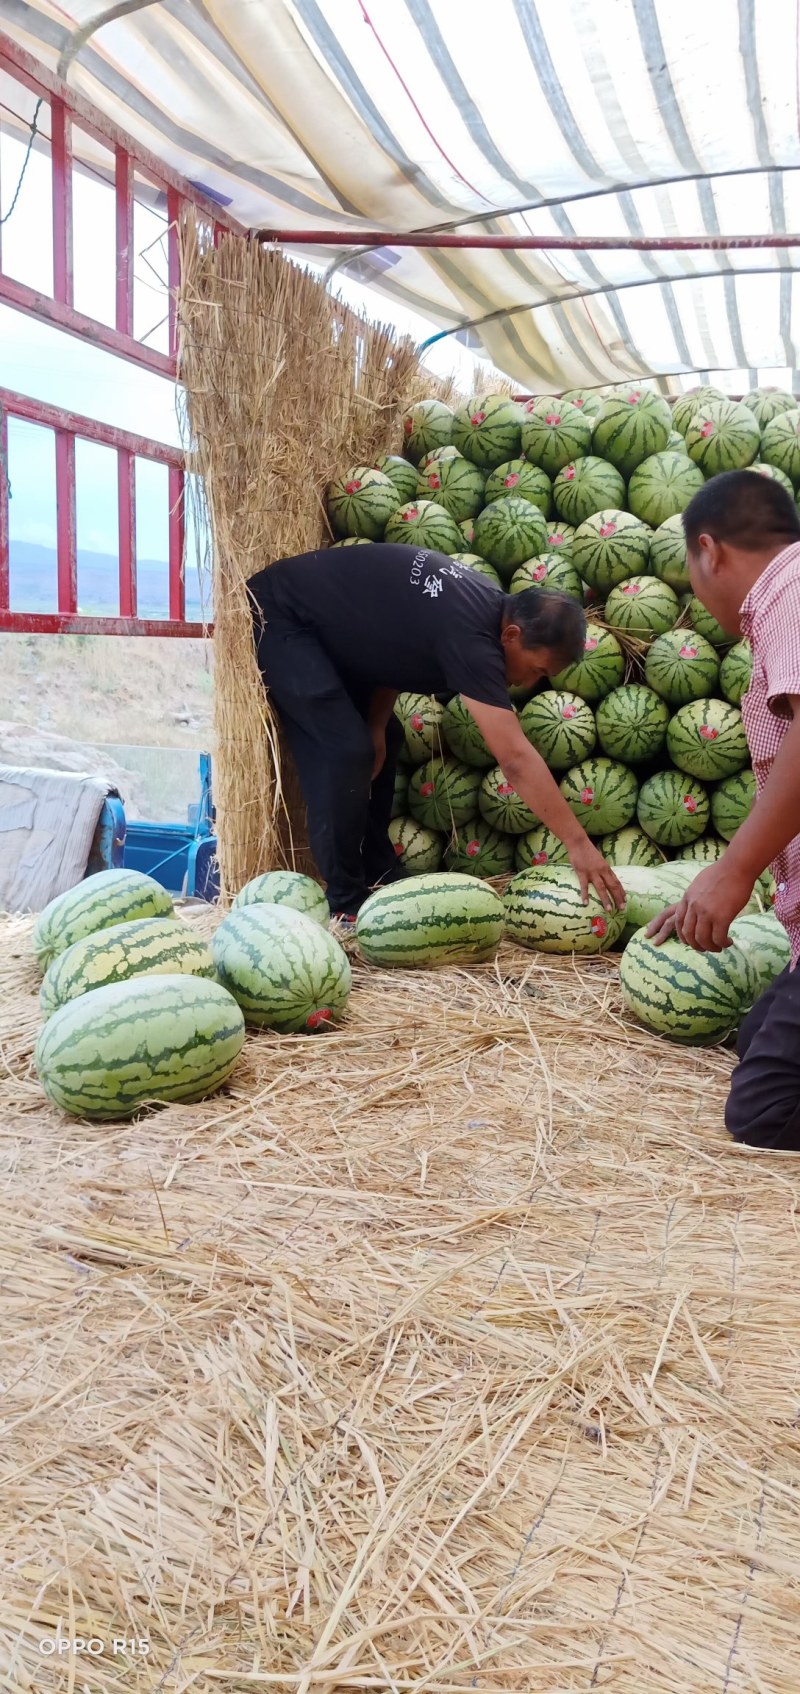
[{"x1": 1, "y1": 906, "x2": 798, "y2": 1692}]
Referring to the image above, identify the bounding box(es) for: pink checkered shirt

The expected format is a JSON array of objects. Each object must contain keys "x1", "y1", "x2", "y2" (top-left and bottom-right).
[{"x1": 740, "y1": 542, "x2": 800, "y2": 966}]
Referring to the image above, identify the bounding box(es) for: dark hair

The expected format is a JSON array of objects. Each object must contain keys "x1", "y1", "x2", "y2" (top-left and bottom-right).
[
  {"x1": 683, "y1": 470, "x2": 800, "y2": 553},
  {"x1": 503, "y1": 587, "x2": 586, "y2": 663}
]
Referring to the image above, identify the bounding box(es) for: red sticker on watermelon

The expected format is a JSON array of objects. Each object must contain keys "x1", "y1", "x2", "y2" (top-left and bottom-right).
[
  {"x1": 680, "y1": 644, "x2": 698, "y2": 659},
  {"x1": 471, "y1": 411, "x2": 486, "y2": 426},
  {"x1": 585, "y1": 637, "x2": 598, "y2": 651},
  {"x1": 394, "y1": 841, "x2": 404, "y2": 856},
  {"x1": 532, "y1": 562, "x2": 547, "y2": 581},
  {"x1": 581, "y1": 787, "x2": 594, "y2": 805},
  {"x1": 546, "y1": 413, "x2": 561, "y2": 426},
  {"x1": 699, "y1": 725, "x2": 719, "y2": 740},
  {"x1": 622, "y1": 582, "x2": 640, "y2": 595},
  {"x1": 562, "y1": 704, "x2": 577, "y2": 719},
  {"x1": 344, "y1": 479, "x2": 362, "y2": 494},
  {"x1": 599, "y1": 522, "x2": 617, "y2": 537},
  {"x1": 498, "y1": 781, "x2": 515, "y2": 797},
  {"x1": 532, "y1": 850, "x2": 548, "y2": 864},
  {"x1": 410, "y1": 713, "x2": 424, "y2": 730},
  {"x1": 428, "y1": 474, "x2": 441, "y2": 490},
  {"x1": 466, "y1": 839, "x2": 480, "y2": 857},
  {"x1": 403, "y1": 507, "x2": 418, "y2": 521},
  {"x1": 563, "y1": 466, "x2": 576, "y2": 480},
  {"x1": 306, "y1": 1008, "x2": 332, "y2": 1030},
  {"x1": 627, "y1": 391, "x2": 641, "y2": 404},
  {"x1": 700, "y1": 420, "x2": 715, "y2": 437},
  {"x1": 683, "y1": 795, "x2": 698, "y2": 814},
  {"x1": 504, "y1": 473, "x2": 519, "y2": 486},
  {"x1": 590, "y1": 916, "x2": 607, "y2": 937},
  {"x1": 403, "y1": 417, "x2": 412, "y2": 433},
  {"x1": 420, "y1": 781, "x2": 435, "y2": 796},
  {"x1": 550, "y1": 532, "x2": 564, "y2": 545}
]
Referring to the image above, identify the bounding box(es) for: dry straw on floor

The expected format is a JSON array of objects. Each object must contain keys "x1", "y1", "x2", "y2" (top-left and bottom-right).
[{"x1": 2, "y1": 908, "x2": 799, "y2": 1692}]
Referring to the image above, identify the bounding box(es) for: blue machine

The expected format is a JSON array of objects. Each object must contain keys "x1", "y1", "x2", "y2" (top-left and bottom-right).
[{"x1": 82, "y1": 754, "x2": 219, "y2": 900}]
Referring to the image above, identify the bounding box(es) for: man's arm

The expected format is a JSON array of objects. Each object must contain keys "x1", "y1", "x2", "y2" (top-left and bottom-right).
[
  {"x1": 463, "y1": 698, "x2": 625, "y2": 910},
  {"x1": 648, "y1": 699, "x2": 800, "y2": 950},
  {"x1": 367, "y1": 688, "x2": 399, "y2": 779}
]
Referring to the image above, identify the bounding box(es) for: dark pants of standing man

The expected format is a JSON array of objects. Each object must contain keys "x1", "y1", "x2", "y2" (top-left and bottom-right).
[
  {"x1": 726, "y1": 964, "x2": 800, "y2": 1150},
  {"x1": 251, "y1": 583, "x2": 402, "y2": 916}
]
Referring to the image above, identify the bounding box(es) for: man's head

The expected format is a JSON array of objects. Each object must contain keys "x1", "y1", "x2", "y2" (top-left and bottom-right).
[
  {"x1": 500, "y1": 587, "x2": 586, "y2": 687},
  {"x1": 683, "y1": 471, "x2": 800, "y2": 634}
]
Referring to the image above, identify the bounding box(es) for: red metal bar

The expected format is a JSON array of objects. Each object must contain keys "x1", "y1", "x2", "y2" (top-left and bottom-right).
[
  {"x1": 0, "y1": 406, "x2": 9, "y2": 614},
  {"x1": 0, "y1": 271, "x2": 176, "y2": 377},
  {"x1": 51, "y1": 96, "x2": 73, "y2": 306},
  {"x1": 257, "y1": 228, "x2": 800, "y2": 251},
  {"x1": 0, "y1": 611, "x2": 207, "y2": 637},
  {"x1": 168, "y1": 463, "x2": 185, "y2": 621},
  {"x1": 115, "y1": 147, "x2": 134, "y2": 338},
  {"x1": 54, "y1": 430, "x2": 77, "y2": 615},
  {"x1": 118, "y1": 447, "x2": 136, "y2": 617},
  {"x1": 0, "y1": 387, "x2": 184, "y2": 465},
  {"x1": 167, "y1": 187, "x2": 181, "y2": 361}
]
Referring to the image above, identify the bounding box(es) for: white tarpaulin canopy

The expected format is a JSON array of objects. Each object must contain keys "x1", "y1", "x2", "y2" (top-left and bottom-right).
[{"x1": 3, "y1": 0, "x2": 800, "y2": 389}]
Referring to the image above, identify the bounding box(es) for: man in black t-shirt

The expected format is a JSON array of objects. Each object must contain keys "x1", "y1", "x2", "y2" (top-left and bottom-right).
[{"x1": 248, "y1": 543, "x2": 625, "y2": 918}]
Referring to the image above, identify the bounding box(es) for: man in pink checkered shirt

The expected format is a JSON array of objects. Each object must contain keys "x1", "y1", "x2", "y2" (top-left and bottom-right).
[{"x1": 649, "y1": 471, "x2": 800, "y2": 1150}]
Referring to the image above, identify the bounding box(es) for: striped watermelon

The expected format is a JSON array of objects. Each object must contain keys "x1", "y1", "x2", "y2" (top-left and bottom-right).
[
  {"x1": 441, "y1": 694, "x2": 495, "y2": 767},
  {"x1": 388, "y1": 816, "x2": 444, "y2": 875},
  {"x1": 746, "y1": 460, "x2": 795, "y2": 496},
  {"x1": 572, "y1": 509, "x2": 651, "y2": 592},
  {"x1": 453, "y1": 552, "x2": 504, "y2": 587},
  {"x1": 620, "y1": 928, "x2": 753, "y2": 1044},
  {"x1": 472, "y1": 496, "x2": 548, "y2": 575},
  {"x1": 729, "y1": 912, "x2": 791, "y2": 1000},
  {"x1": 681, "y1": 594, "x2": 735, "y2": 649},
  {"x1": 39, "y1": 916, "x2": 215, "y2": 1018},
  {"x1": 459, "y1": 517, "x2": 477, "y2": 547},
  {"x1": 479, "y1": 765, "x2": 540, "y2": 834},
  {"x1": 650, "y1": 514, "x2": 690, "y2": 593},
  {"x1": 329, "y1": 537, "x2": 372, "y2": 547},
  {"x1": 232, "y1": 870, "x2": 329, "y2": 925},
  {"x1": 326, "y1": 467, "x2": 400, "y2": 539},
  {"x1": 401, "y1": 398, "x2": 455, "y2": 464},
  {"x1": 484, "y1": 459, "x2": 552, "y2": 515},
  {"x1": 394, "y1": 692, "x2": 445, "y2": 763},
  {"x1": 685, "y1": 400, "x2": 760, "y2": 474},
  {"x1": 452, "y1": 393, "x2": 523, "y2": 467},
  {"x1": 503, "y1": 865, "x2": 626, "y2": 954},
  {"x1": 743, "y1": 389, "x2": 798, "y2": 428},
  {"x1": 667, "y1": 699, "x2": 749, "y2": 781},
  {"x1": 509, "y1": 554, "x2": 583, "y2": 599},
  {"x1": 604, "y1": 576, "x2": 680, "y2": 641},
  {"x1": 545, "y1": 521, "x2": 576, "y2": 556},
  {"x1": 553, "y1": 456, "x2": 626, "y2": 525},
  {"x1": 592, "y1": 389, "x2": 672, "y2": 476},
  {"x1": 514, "y1": 824, "x2": 571, "y2": 870},
  {"x1": 418, "y1": 445, "x2": 461, "y2": 472},
  {"x1": 519, "y1": 689, "x2": 596, "y2": 770},
  {"x1": 759, "y1": 408, "x2": 800, "y2": 486},
  {"x1": 615, "y1": 863, "x2": 688, "y2": 942},
  {"x1": 375, "y1": 453, "x2": 419, "y2": 503},
  {"x1": 667, "y1": 430, "x2": 688, "y2": 452},
  {"x1": 559, "y1": 757, "x2": 638, "y2": 836},
  {"x1": 595, "y1": 684, "x2": 670, "y2": 763},
  {"x1": 356, "y1": 873, "x2": 505, "y2": 967},
  {"x1": 391, "y1": 764, "x2": 410, "y2": 820},
  {"x1": 671, "y1": 386, "x2": 726, "y2": 436},
  {"x1": 598, "y1": 826, "x2": 664, "y2": 867},
  {"x1": 212, "y1": 905, "x2": 351, "y2": 1031},
  {"x1": 384, "y1": 499, "x2": 462, "y2": 553},
  {"x1": 521, "y1": 401, "x2": 593, "y2": 478},
  {"x1": 408, "y1": 757, "x2": 482, "y2": 830},
  {"x1": 35, "y1": 974, "x2": 245, "y2": 1119},
  {"x1": 444, "y1": 818, "x2": 516, "y2": 877},
  {"x1": 673, "y1": 834, "x2": 727, "y2": 864},
  {"x1": 627, "y1": 451, "x2": 704, "y2": 525},
  {"x1": 711, "y1": 769, "x2": 756, "y2": 840},
  {"x1": 562, "y1": 388, "x2": 604, "y2": 419},
  {"x1": 719, "y1": 640, "x2": 753, "y2": 706},
  {"x1": 551, "y1": 623, "x2": 625, "y2": 702},
  {"x1": 416, "y1": 455, "x2": 486, "y2": 521},
  {"x1": 33, "y1": 869, "x2": 174, "y2": 972},
  {"x1": 637, "y1": 769, "x2": 710, "y2": 845},
  {"x1": 644, "y1": 629, "x2": 720, "y2": 704}
]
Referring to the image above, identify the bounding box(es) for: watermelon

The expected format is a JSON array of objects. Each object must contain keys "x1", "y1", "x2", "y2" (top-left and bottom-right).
[
  {"x1": 545, "y1": 522, "x2": 576, "y2": 557},
  {"x1": 521, "y1": 394, "x2": 562, "y2": 415},
  {"x1": 562, "y1": 388, "x2": 604, "y2": 419},
  {"x1": 459, "y1": 517, "x2": 477, "y2": 547},
  {"x1": 453, "y1": 552, "x2": 504, "y2": 587},
  {"x1": 32, "y1": 869, "x2": 174, "y2": 972},
  {"x1": 232, "y1": 870, "x2": 329, "y2": 925},
  {"x1": 604, "y1": 576, "x2": 680, "y2": 642},
  {"x1": 402, "y1": 398, "x2": 455, "y2": 464},
  {"x1": 620, "y1": 928, "x2": 753, "y2": 1044},
  {"x1": 598, "y1": 826, "x2": 664, "y2": 867},
  {"x1": 685, "y1": 400, "x2": 760, "y2": 474},
  {"x1": 572, "y1": 509, "x2": 651, "y2": 593},
  {"x1": 729, "y1": 912, "x2": 791, "y2": 1000},
  {"x1": 667, "y1": 430, "x2": 688, "y2": 452},
  {"x1": 408, "y1": 757, "x2": 482, "y2": 830},
  {"x1": 326, "y1": 467, "x2": 400, "y2": 539},
  {"x1": 212, "y1": 905, "x2": 351, "y2": 1031},
  {"x1": 743, "y1": 389, "x2": 798, "y2": 429},
  {"x1": 760, "y1": 408, "x2": 800, "y2": 486},
  {"x1": 418, "y1": 445, "x2": 462, "y2": 472},
  {"x1": 711, "y1": 770, "x2": 756, "y2": 840},
  {"x1": 39, "y1": 916, "x2": 215, "y2": 1018},
  {"x1": 509, "y1": 554, "x2": 583, "y2": 599},
  {"x1": 356, "y1": 873, "x2": 505, "y2": 967},
  {"x1": 452, "y1": 393, "x2": 523, "y2": 467},
  {"x1": 592, "y1": 388, "x2": 672, "y2": 476},
  {"x1": 484, "y1": 459, "x2": 552, "y2": 515},
  {"x1": 375, "y1": 453, "x2": 419, "y2": 503},
  {"x1": 671, "y1": 386, "x2": 727, "y2": 436},
  {"x1": 627, "y1": 451, "x2": 704, "y2": 526},
  {"x1": 472, "y1": 496, "x2": 548, "y2": 576},
  {"x1": 637, "y1": 769, "x2": 710, "y2": 845},
  {"x1": 384, "y1": 499, "x2": 462, "y2": 553},
  {"x1": 682, "y1": 594, "x2": 735, "y2": 649},
  {"x1": 519, "y1": 689, "x2": 596, "y2": 770},
  {"x1": 329, "y1": 537, "x2": 372, "y2": 547},
  {"x1": 521, "y1": 401, "x2": 593, "y2": 478},
  {"x1": 746, "y1": 460, "x2": 795, "y2": 496},
  {"x1": 391, "y1": 765, "x2": 409, "y2": 820},
  {"x1": 644, "y1": 629, "x2": 720, "y2": 705},
  {"x1": 35, "y1": 974, "x2": 245, "y2": 1119},
  {"x1": 595, "y1": 684, "x2": 670, "y2": 764},
  {"x1": 441, "y1": 694, "x2": 495, "y2": 767},
  {"x1": 394, "y1": 692, "x2": 445, "y2": 763},
  {"x1": 551, "y1": 623, "x2": 625, "y2": 702},
  {"x1": 479, "y1": 765, "x2": 540, "y2": 834},
  {"x1": 503, "y1": 864, "x2": 626, "y2": 953},
  {"x1": 514, "y1": 824, "x2": 571, "y2": 871},
  {"x1": 416, "y1": 455, "x2": 486, "y2": 521},
  {"x1": 444, "y1": 818, "x2": 516, "y2": 877},
  {"x1": 553, "y1": 456, "x2": 626, "y2": 525},
  {"x1": 650, "y1": 514, "x2": 690, "y2": 593},
  {"x1": 388, "y1": 815, "x2": 444, "y2": 875},
  {"x1": 614, "y1": 863, "x2": 687, "y2": 942},
  {"x1": 559, "y1": 757, "x2": 638, "y2": 836},
  {"x1": 719, "y1": 640, "x2": 753, "y2": 706},
  {"x1": 673, "y1": 834, "x2": 727, "y2": 865}
]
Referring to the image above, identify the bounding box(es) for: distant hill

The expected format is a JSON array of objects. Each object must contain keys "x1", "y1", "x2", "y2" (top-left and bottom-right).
[{"x1": 8, "y1": 540, "x2": 210, "y2": 621}]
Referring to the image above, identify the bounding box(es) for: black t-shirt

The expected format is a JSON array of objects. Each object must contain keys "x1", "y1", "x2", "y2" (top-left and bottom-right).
[{"x1": 248, "y1": 544, "x2": 511, "y2": 708}]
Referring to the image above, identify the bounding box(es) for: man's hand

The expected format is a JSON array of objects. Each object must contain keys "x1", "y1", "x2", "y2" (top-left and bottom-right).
[
  {"x1": 646, "y1": 861, "x2": 756, "y2": 950},
  {"x1": 567, "y1": 837, "x2": 626, "y2": 912}
]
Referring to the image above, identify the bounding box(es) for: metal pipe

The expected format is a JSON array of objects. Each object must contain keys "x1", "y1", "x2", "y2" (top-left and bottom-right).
[{"x1": 259, "y1": 229, "x2": 800, "y2": 251}]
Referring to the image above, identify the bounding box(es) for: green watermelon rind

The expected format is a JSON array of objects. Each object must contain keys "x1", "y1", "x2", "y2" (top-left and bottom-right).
[
  {"x1": 627, "y1": 451, "x2": 704, "y2": 526},
  {"x1": 644, "y1": 629, "x2": 720, "y2": 706},
  {"x1": 232, "y1": 870, "x2": 329, "y2": 925},
  {"x1": 408, "y1": 758, "x2": 483, "y2": 831},
  {"x1": 666, "y1": 699, "x2": 749, "y2": 782},
  {"x1": 559, "y1": 756, "x2": 639, "y2": 837},
  {"x1": 443, "y1": 818, "x2": 516, "y2": 877},
  {"x1": 710, "y1": 770, "x2": 756, "y2": 841},
  {"x1": 384, "y1": 498, "x2": 463, "y2": 554},
  {"x1": 472, "y1": 495, "x2": 548, "y2": 574},
  {"x1": 595, "y1": 684, "x2": 670, "y2": 764},
  {"x1": 356, "y1": 873, "x2": 506, "y2": 967},
  {"x1": 503, "y1": 865, "x2": 626, "y2": 954},
  {"x1": 212, "y1": 905, "x2": 351, "y2": 1031},
  {"x1": 39, "y1": 916, "x2": 216, "y2": 1019},
  {"x1": 684, "y1": 400, "x2": 760, "y2": 475},
  {"x1": 620, "y1": 929, "x2": 754, "y2": 1044},
  {"x1": 604, "y1": 577, "x2": 680, "y2": 641},
  {"x1": 553, "y1": 456, "x2": 626, "y2": 526},
  {"x1": 519, "y1": 689, "x2": 597, "y2": 771},
  {"x1": 591, "y1": 389, "x2": 672, "y2": 477},
  {"x1": 636, "y1": 769, "x2": 711, "y2": 846},
  {"x1": 326, "y1": 467, "x2": 400, "y2": 539},
  {"x1": 572, "y1": 508, "x2": 651, "y2": 593},
  {"x1": 33, "y1": 869, "x2": 175, "y2": 973},
  {"x1": 388, "y1": 816, "x2": 444, "y2": 875}
]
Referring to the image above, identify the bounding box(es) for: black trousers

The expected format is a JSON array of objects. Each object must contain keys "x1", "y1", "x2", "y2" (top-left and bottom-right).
[
  {"x1": 251, "y1": 585, "x2": 402, "y2": 914},
  {"x1": 726, "y1": 964, "x2": 800, "y2": 1150}
]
